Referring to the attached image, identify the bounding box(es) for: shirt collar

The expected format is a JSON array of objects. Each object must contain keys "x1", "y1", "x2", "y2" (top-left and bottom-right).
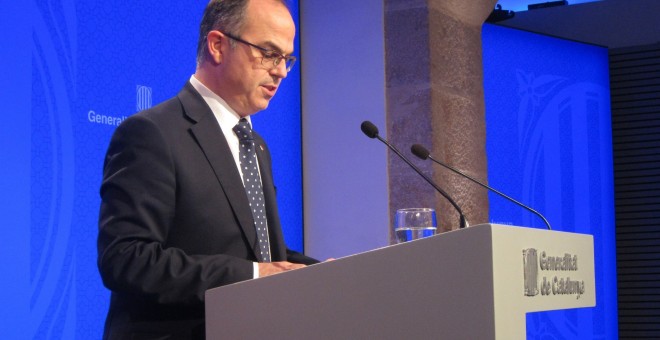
[{"x1": 189, "y1": 75, "x2": 251, "y2": 129}]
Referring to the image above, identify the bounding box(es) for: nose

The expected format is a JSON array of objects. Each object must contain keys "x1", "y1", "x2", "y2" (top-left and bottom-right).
[{"x1": 269, "y1": 60, "x2": 288, "y2": 79}]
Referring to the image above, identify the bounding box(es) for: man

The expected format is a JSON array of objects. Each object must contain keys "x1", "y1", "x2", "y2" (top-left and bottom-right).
[{"x1": 97, "y1": 0, "x2": 318, "y2": 338}]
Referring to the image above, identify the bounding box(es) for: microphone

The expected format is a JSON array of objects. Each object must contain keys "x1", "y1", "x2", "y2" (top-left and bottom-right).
[
  {"x1": 410, "y1": 144, "x2": 552, "y2": 230},
  {"x1": 360, "y1": 121, "x2": 469, "y2": 229}
]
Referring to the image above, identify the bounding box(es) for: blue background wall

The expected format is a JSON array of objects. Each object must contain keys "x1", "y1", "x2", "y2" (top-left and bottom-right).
[
  {"x1": 3, "y1": 1, "x2": 302, "y2": 338},
  {"x1": 483, "y1": 24, "x2": 617, "y2": 339},
  {"x1": 496, "y1": 0, "x2": 598, "y2": 11},
  {"x1": 1, "y1": 2, "x2": 32, "y2": 339}
]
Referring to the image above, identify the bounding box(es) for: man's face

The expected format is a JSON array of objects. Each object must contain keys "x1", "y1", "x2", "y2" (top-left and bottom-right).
[{"x1": 216, "y1": 0, "x2": 295, "y2": 117}]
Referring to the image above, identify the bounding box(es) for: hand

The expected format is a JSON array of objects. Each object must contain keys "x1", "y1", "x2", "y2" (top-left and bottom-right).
[{"x1": 258, "y1": 261, "x2": 306, "y2": 277}]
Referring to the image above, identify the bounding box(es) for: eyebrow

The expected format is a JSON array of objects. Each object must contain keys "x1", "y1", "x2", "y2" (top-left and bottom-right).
[{"x1": 260, "y1": 40, "x2": 292, "y2": 56}]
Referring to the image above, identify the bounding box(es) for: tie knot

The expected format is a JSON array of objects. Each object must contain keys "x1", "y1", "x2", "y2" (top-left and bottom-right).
[{"x1": 233, "y1": 118, "x2": 253, "y2": 141}]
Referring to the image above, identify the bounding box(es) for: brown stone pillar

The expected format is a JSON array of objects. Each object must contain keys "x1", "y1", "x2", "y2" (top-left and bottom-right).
[{"x1": 385, "y1": 0, "x2": 496, "y2": 234}]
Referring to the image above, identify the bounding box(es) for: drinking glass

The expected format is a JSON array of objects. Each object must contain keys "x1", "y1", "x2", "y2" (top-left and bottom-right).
[{"x1": 394, "y1": 208, "x2": 437, "y2": 244}]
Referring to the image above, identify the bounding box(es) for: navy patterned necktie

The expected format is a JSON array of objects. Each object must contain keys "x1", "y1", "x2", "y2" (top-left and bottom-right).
[{"x1": 233, "y1": 118, "x2": 271, "y2": 262}]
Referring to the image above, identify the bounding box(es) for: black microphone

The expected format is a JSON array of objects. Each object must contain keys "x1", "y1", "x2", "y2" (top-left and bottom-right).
[
  {"x1": 360, "y1": 121, "x2": 469, "y2": 229},
  {"x1": 411, "y1": 143, "x2": 552, "y2": 230}
]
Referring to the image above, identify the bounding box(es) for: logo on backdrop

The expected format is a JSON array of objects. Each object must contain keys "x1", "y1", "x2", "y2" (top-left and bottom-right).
[
  {"x1": 523, "y1": 248, "x2": 585, "y2": 299},
  {"x1": 136, "y1": 85, "x2": 153, "y2": 111},
  {"x1": 87, "y1": 85, "x2": 153, "y2": 126}
]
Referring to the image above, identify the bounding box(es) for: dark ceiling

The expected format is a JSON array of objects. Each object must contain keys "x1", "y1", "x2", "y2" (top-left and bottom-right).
[{"x1": 497, "y1": 0, "x2": 660, "y2": 49}]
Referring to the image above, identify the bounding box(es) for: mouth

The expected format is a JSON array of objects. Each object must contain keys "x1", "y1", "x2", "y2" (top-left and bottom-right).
[{"x1": 261, "y1": 84, "x2": 278, "y2": 97}]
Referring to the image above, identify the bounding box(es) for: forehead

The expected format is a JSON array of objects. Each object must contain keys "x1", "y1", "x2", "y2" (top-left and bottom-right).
[{"x1": 241, "y1": 0, "x2": 296, "y2": 53}]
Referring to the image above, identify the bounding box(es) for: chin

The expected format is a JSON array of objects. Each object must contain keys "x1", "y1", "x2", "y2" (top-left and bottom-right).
[{"x1": 255, "y1": 100, "x2": 271, "y2": 112}]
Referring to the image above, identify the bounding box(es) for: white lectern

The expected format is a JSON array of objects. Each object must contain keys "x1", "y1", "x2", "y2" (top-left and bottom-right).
[{"x1": 205, "y1": 224, "x2": 595, "y2": 339}]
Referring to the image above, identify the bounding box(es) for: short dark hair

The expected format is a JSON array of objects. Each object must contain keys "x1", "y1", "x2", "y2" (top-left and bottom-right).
[
  {"x1": 195, "y1": 0, "x2": 289, "y2": 67},
  {"x1": 196, "y1": 0, "x2": 249, "y2": 67}
]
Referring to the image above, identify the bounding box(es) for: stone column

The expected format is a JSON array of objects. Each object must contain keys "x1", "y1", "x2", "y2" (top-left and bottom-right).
[{"x1": 385, "y1": 0, "x2": 496, "y2": 235}]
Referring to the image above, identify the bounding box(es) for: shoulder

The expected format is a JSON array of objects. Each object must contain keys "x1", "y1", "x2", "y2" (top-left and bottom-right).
[
  {"x1": 112, "y1": 89, "x2": 195, "y2": 144},
  {"x1": 119, "y1": 81, "x2": 203, "y2": 130},
  {"x1": 105, "y1": 95, "x2": 185, "y2": 161},
  {"x1": 127, "y1": 96, "x2": 184, "y2": 126}
]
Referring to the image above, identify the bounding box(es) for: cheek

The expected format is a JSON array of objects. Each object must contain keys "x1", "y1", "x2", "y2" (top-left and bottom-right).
[{"x1": 243, "y1": 73, "x2": 261, "y2": 93}]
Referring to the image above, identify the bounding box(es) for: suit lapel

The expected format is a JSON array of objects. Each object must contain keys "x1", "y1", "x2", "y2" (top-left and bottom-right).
[
  {"x1": 254, "y1": 135, "x2": 287, "y2": 261},
  {"x1": 177, "y1": 82, "x2": 260, "y2": 259}
]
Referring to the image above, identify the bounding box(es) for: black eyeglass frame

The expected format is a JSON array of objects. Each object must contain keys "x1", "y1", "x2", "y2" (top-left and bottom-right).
[{"x1": 221, "y1": 31, "x2": 297, "y2": 72}]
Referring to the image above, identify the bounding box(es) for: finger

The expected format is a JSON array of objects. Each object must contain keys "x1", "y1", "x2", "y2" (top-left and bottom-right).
[{"x1": 284, "y1": 262, "x2": 306, "y2": 270}]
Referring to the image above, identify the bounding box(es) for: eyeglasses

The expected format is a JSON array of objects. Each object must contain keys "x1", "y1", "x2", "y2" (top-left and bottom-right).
[{"x1": 222, "y1": 31, "x2": 297, "y2": 72}]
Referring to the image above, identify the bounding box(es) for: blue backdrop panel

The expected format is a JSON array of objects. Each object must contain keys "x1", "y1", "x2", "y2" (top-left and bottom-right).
[
  {"x1": 0, "y1": 2, "x2": 31, "y2": 340},
  {"x1": 5, "y1": 1, "x2": 303, "y2": 338},
  {"x1": 483, "y1": 24, "x2": 617, "y2": 339}
]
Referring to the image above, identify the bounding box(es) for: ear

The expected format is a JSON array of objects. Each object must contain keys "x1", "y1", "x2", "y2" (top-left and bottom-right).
[{"x1": 206, "y1": 30, "x2": 225, "y2": 65}]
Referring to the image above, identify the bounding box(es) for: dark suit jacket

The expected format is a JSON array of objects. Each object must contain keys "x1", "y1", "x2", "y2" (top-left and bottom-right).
[{"x1": 98, "y1": 82, "x2": 318, "y2": 340}]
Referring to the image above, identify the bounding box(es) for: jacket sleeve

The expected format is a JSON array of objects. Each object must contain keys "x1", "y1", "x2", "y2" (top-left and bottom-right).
[
  {"x1": 286, "y1": 249, "x2": 320, "y2": 265},
  {"x1": 97, "y1": 114, "x2": 253, "y2": 306}
]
